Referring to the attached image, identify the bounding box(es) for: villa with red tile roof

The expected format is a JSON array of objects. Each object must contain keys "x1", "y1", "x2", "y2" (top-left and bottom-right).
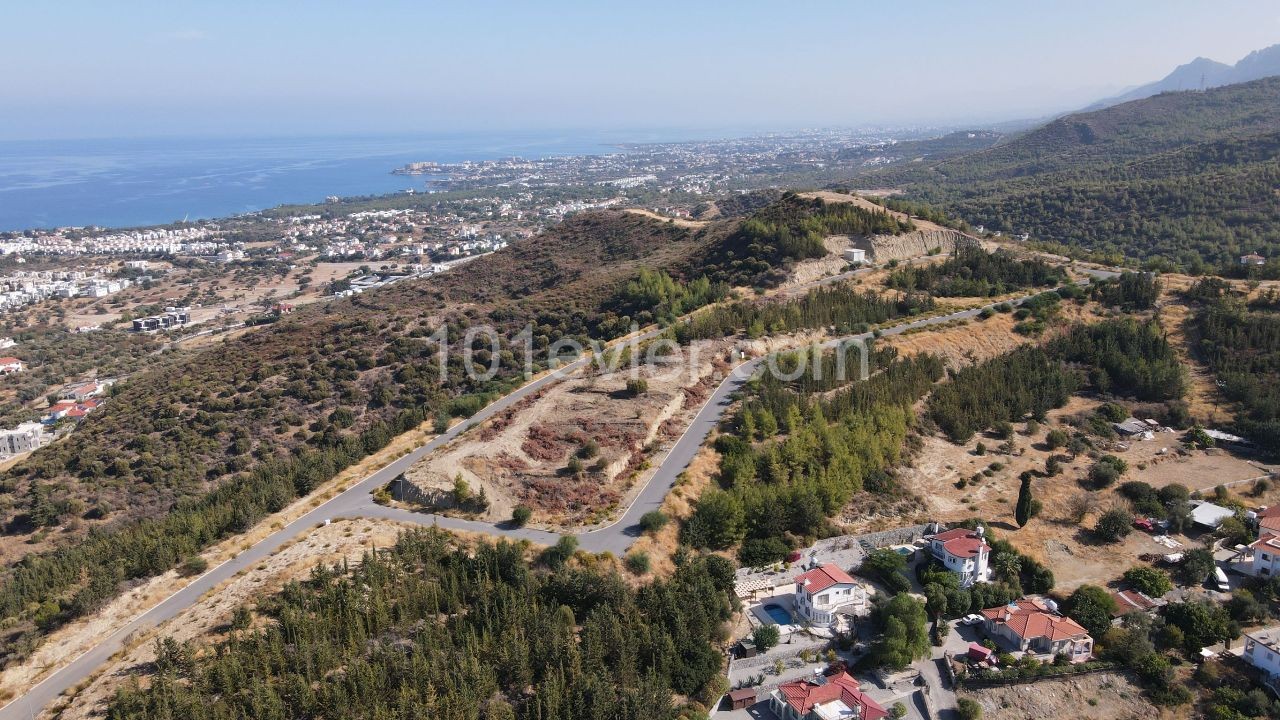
[
  {"x1": 769, "y1": 671, "x2": 888, "y2": 720},
  {"x1": 0, "y1": 357, "x2": 24, "y2": 374},
  {"x1": 981, "y1": 597, "x2": 1093, "y2": 662},
  {"x1": 793, "y1": 563, "x2": 868, "y2": 626},
  {"x1": 1246, "y1": 534, "x2": 1280, "y2": 578},
  {"x1": 927, "y1": 526, "x2": 991, "y2": 588}
]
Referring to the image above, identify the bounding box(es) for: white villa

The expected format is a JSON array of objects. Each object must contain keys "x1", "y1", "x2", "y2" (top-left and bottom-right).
[
  {"x1": 927, "y1": 526, "x2": 991, "y2": 587},
  {"x1": 1245, "y1": 626, "x2": 1280, "y2": 690},
  {"x1": 1245, "y1": 534, "x2": 1280, "y2": 578},
  {"x1": 793, "y1": 563, "x2": 868, "y2": 626}
]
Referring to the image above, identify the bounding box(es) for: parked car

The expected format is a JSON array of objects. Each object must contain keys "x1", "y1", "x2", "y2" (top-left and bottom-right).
[
  {"x1": 961, "y1": 614, "x2": 985, "y2": 626},
  {"x1": 1133, "y1": 516, "x2": 1155, "y2": 532}
]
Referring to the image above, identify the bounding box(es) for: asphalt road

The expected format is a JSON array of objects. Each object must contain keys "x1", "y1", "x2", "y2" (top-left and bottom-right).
[{"x1": 1, "y1": 267, "x2": 1118, "y2": 718}]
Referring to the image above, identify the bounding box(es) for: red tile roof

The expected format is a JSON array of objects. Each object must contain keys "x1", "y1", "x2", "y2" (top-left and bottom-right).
[
  {"x1": 933, "y1": 528, "x2": 989, "y2": 559},
  {"x1": 967, "y1": 642, "x2": 994, "y2": 661},
  {"x1": 1260, "y1": 516, "x2": 1280, "y2": 535},
  {"x1": 795, "y1": 564, "x2": 856, "y2": 595},
  {"x1": 1250, "y1": 533, "x2": 1280, "y2": 552},
  {"x1": 0, "y1": 357, "x2": 21, "y2": 365},
  {"x1": 1256, "y1": 506, "x2": 1280, "y2": 519},
  {"x1": 1110, "y1": 589, "x2": 1160, "y2": 616},
  {"x1": 777, "y1": 672, "x2": 887, "y2": 720},
  {"x1": 981, "y1": 598, "x2": 1090, "y2": 643}
]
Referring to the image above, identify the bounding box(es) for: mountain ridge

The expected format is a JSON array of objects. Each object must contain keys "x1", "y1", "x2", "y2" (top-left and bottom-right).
[{"x1": 1088, "y1": 42, "x2": 1280, "y2": 109}]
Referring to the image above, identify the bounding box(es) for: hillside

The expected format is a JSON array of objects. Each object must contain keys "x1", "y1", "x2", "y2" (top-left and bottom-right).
[
  {"x1": 0, "y1": 195, "x2": 887, "y2": 667},
  {"x1": 869, "y1": 76, "x2": 1280, "y2": 269}
]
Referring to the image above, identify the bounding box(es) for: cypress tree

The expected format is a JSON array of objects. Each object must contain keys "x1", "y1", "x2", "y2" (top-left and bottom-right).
[{"x1": 1015, "y1": 471, "x2": 1034, "y2": 528}]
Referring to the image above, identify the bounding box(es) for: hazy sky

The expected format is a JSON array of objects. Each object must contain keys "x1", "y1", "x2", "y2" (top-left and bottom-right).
[{"x1": 3, "y1": 0, "x2": 1278, "y2": 140}]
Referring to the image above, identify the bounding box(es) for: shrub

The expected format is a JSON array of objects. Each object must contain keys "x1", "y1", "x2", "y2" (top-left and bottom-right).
[
  {"x1": 1122, "y1": 566, "x2": 1172, "y2": 597},
  {"x1": 511, "y1": 504, "x2": 533, "y2": 527},
  {"x1": 958, "y1": 697, "x2": 983, "y2": 720},
  {"x1": 1045, "y1": 429, "x2": 1069, "y2": 449},
  {"x1": 625, "y1": 378, "x2": 649, "y2": 397},
  {"x1": 1094, "y1": 508, "x2": 1132, "y2": 542},
  {"x1": 1064, "y1": 584, "x2": 1118, "y2": 638},
  {"x1": 624, "y1": 551, "x2": 651, "y2": 575},
  {"x1": 753, "y1": 624, "x2": 781, "y2": 652},
  {"x1": 180, "y1": 555, "x2": 209, "y2": 577},
  {"x1": 576, "y1": 440, "x2": 600, "y2": 459},
  {"x1": 638, "y1": 510, "x2": 669, "y2": 534}
]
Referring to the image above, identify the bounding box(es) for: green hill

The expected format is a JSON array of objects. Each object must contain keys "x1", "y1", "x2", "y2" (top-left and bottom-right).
[{"x1": 872, "y1": 77, "x2": 1280, "y2": 270}]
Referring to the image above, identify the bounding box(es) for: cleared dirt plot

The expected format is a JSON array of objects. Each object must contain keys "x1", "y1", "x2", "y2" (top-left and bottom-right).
[
  {"x1": 961, "y1": 671, "x2": 1169, "y2": 720},
  {"x1": 400, "y1": 338, "x2": 741, "y2": 528}
]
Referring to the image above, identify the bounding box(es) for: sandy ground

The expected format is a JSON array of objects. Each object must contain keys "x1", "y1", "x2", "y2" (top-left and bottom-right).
[
  {"x1": 622, "y1": 208, "x2": 709, "y2": 229},
  {"x1": 49, "y1": 518, "x2": 414, "y2": 720},
  {"x1": 888, "y1": 314, "x2": 1027, "y2": 367},
  {"x1": 900, "y1": 393, "x2": 1275, "y2": 591},
  {"x1": 0, "y1": 418, "x2": 440, "y2": 703},
  {"x1": 961, "y1": 671, "x2": 1180, "y2": 720}
]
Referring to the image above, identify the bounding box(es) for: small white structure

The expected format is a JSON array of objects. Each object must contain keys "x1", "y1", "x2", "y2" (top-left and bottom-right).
[
  {"x1": 1113, "y1": 418, "x2": 1154, "y2": 440},
  {"x1": 927, "y1": 526, "x2": 991, "y2": 588},
  {"x1": 793, "y1": 563, "x2": 868, "y2": 626},
  {"x1": 1244, "y1": 627, "x2": 1280, "y2": 681},
  {"x1": 1190, "y1": 501, "x2": 1235, "y2": 530},
  {"x1": 842, "y1": 247, "x2": 867, "y2": 265}
]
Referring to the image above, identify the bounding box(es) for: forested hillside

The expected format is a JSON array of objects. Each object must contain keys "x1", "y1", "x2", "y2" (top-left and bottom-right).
[
  {"x1": 106, "y1": 529, "x2": 737, "y2": 720},
  {"x1": 1187, "y1": 282, "x2": 1280, "y2": 453},
  {"x1": 0, "y1": 199, "x2": 839, "y2": 667},
  {"x1": 683, "y1": 343, "x2": 944, "y2": 565},
  {"x1": 868, "y1": 77, "x2": 1280, "y2": 270},
  {"x1": 887, "y1": 247, "x2": 1066, "y2": 297}
]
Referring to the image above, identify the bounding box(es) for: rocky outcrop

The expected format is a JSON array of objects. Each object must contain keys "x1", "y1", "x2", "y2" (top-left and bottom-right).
[{"x1": 850, "y1": 228, "x2": 979, "y2": 263}]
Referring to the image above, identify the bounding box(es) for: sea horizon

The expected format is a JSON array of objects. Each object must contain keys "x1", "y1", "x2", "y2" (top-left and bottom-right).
[{"x1": 0, "y1": 128, "x2": 749, "y2": 232}]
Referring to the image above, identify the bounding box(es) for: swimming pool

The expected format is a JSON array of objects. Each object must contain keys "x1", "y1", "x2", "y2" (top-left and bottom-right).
[{"x1": 762, "y1": 604, "x2": 793, "y2": 625}]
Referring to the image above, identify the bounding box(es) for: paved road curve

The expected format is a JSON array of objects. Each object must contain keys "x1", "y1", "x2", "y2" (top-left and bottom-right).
[{"x1": 0, "y1": 269, "x2": 1117, "y2": 718}]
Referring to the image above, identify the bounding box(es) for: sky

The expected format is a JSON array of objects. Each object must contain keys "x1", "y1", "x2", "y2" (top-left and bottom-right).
[{"x1": 2, "y1": 0, "x2": 1279, "y2": 140}]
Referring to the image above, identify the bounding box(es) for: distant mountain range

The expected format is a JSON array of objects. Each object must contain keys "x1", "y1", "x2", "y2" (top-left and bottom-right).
[
  {"x1": 1089, "y1": 43, "x2": 1280, "y2": 109},
  {"x1": 861, "y1": 76, "x2": 1280, "y2": 269}
]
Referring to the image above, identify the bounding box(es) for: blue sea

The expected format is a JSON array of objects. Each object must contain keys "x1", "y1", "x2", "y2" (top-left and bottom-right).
[{"x1": 0, "y1": 130, "x2": 701, "y2": 232}]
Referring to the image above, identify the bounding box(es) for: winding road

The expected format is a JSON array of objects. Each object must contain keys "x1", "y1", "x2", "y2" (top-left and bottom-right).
[{"x1": 0, "y1": 267, "x2": 1117, "y2": 718}]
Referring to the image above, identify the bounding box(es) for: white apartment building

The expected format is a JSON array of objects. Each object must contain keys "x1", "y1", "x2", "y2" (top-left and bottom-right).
[{"x1": 0, "y1": 423, "x2": 43, "y2": 455}]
